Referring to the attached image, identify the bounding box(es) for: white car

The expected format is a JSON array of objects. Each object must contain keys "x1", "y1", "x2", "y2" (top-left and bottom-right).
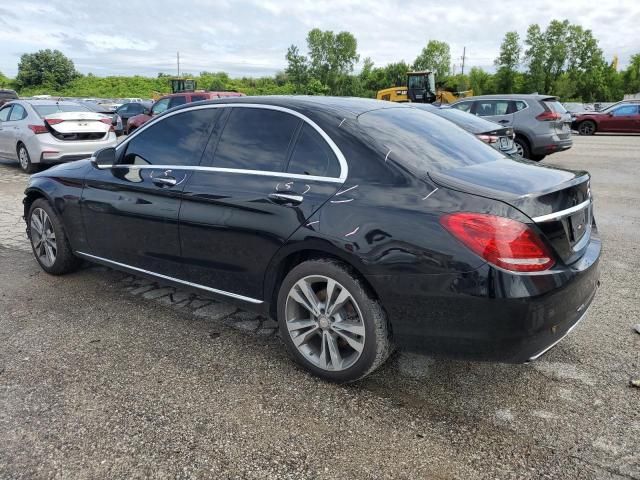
[{"x1": 0, "y1": 100, "x2": 117, "y2": 173}]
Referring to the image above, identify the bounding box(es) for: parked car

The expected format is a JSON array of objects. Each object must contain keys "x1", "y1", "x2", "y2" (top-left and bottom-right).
[
  {"x1": 126, "y1": 91, "x2": 244, "y2": 134},
  {"x1": 450, "y1": 94, "x2": 573, "y2": 161},
  {"x1": 77, "y1": 101, "x2": 124, "y2": 136},
  {"x1": 411, "y1": 103, "x2": 519, "y2": 157},
  {"x1": 115, "y1": 101, "x2": 152, "y2": 131},
  {"x1": 0, "y1": 100, "x2": 117, "y2": 173},
  {"x1": 23, "y1": 97, "x2": 600, "y2": 382},
  {"x1": 573, "y1": 101, "x2": 640, "y2": 135},
  {"x1": 0, "y1": 89, "x2": 18, "y2": 107}
]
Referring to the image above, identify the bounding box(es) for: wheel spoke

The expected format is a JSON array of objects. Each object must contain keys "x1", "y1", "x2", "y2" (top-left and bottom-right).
[
  {"x1": 326, "y1": 288, "x2": 351, "y2": 316},
  {"x1": 31, "y1": 216, "x2": 43, "y2": 236},
  {"x1": 291, "y1": 279, "x2": 321, "y2": 316},
  {"x1": 287, "y1": 318, "x2": 317, "y2": 332},
  {"x1": 44, "y1": 242, "x2": 55, "y2": 264},
  {"x1": 292, "y1": 325, "x2": 320, "y2": 348},
  {"x1": 325, "y1": 331, "x2": 343, "y2": 369},
  {"x1": 332, "y1": 326, "x2": 365, "y2": 353},
  {"x1": 319, "y1": 331, "x2": 329, "y2": 369},
  {"x1": 331, "y1": 321, "x2": 365, "y2": 337}
]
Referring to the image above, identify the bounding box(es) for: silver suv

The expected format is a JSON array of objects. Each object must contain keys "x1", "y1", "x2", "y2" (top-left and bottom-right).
[{"x1": 450, "y1": 94, "x2": 572, "y2": 161}]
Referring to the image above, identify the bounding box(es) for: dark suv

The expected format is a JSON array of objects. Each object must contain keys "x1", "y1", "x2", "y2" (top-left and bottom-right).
[
  {"x1": 451, "y1": 94, "x2": 573, "y2": 161},
  {"x1": 0, "y1": 89, "x2": 18, "y2": 107}
]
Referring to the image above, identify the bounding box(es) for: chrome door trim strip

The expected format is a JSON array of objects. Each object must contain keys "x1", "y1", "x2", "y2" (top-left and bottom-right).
[
  {"x1": 76, "y1": 251, "x2": 263, "y2": 304},
  {"x1": 116, "y1": 102, "x2": 348, "y2": 182},
  {"x1": 531, "y1": 199, "x2": 591, "y2": 223},
  {"x1": 106, "y1": 164, "x2": 344, "y2": 183}
]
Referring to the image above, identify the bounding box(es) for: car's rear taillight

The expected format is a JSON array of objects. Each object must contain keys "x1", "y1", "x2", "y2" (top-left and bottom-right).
[
  {"x1": 45, "y1": 118, "x2": 64, "y2": 125},
  {"x1": 536, "y1": 111, "x2": 562, "y2": 121},
  {"x1": 100, "y1": 117, "x2": 115, "y2": 132},
  {"x1": 440, "y1": 212, "x2": 555, "y2": 272},
  {"x1": 28, "y1": 124, "x2": 48, "y2": 134},
  {"x1": 476, "y1": 134, "x2": 499, "y2": 144}
]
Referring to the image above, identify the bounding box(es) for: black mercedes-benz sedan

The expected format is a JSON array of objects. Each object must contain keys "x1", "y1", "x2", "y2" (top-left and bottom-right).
[{"x1": 23, "y1": 96, "x2": 601, "y2": 382}]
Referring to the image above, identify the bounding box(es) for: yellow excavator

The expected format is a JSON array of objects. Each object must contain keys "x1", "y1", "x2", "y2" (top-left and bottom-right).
[
  {"x1": 376, "y1": 71, "x2": 473, "y2": 104},
  {"x1": 152, "y1": 78, "x2": 198, "y2": 101}
]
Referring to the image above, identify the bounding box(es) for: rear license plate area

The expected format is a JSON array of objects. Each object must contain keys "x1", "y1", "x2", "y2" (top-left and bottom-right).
[
  {"x1": 568, "y1": 209, "x2": 588, "y2": 242},
  {"x1": 499, "y1": 137, "x2": 511, "y2": 150}
]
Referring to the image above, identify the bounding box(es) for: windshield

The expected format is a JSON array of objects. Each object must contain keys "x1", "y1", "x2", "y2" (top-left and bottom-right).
[
  {"x1": 358, "y1": 107, "x2": 504, "y2": 174},
  {"x1": 413, "y1": 105, "x2": 502, "y2": 133},
  {"x1": 33, "y1": 104, "x2": 91, "y2": 117}
]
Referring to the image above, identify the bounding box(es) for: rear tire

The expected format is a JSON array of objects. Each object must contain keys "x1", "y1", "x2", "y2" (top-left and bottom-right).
[
  {"x1": 578, "y1": 120, "x2": 596, "y2": 136},
  {"x1": 277, "y1": 259, "x2": 393, "y2": 383},
  {"x1": 18, "y1": 143, "x2": 39, "y2": 173},
  {"x1": 28, "y1": 199, "x2": 82, "y2": 275},
  {"x1": 530, "y1": 153, "x2": 546, "y2": 162},
  {"x1": 513, "y1": 136, "x2": 531, "y2": 160}
]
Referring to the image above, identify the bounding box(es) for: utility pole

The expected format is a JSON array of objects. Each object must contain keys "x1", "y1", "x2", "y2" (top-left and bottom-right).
[
  {"x1": 461, "y1": 47, "x2": 466, "y2": 75},
  {"x1": 177, "y1": 51, "x2": 180, "y2": 78}
]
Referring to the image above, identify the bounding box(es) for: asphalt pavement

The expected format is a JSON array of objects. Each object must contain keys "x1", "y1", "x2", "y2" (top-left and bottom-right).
[{"x1": 0, "y1": 134, "x2": 638, "y2": 479}]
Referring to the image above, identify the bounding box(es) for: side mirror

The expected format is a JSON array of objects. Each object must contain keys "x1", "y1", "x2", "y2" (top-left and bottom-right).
[
  {"x1": 91, "y1": 147, "x2": 116, "y2": 169},
  {"x1": 144, "y1": 108, "x2": 151, "y2": 115},
  {"x1": 608, "y1": 112, "x2": 614, "y2": 117}
]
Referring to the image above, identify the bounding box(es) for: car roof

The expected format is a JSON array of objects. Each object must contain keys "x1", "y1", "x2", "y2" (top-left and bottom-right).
[
  {"x1": 176, "y1": 95, "x2": 410, "y2": 118},
  {"x1": 461, "y1": 94, "x2": 558, "y2": 101},
  {"x1": 21, "y1": 99, "x2": 86, "y2": 105}
]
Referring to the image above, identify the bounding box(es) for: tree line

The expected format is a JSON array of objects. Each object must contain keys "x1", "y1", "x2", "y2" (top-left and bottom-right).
[{"x1": 1, "y1": 20, "x2": 639, "y2": 101}]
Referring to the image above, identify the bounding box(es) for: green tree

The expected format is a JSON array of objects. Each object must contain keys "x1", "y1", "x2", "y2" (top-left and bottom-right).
[
  {"x1": 622, "y1": 53, "x2": 640, "y2": 94},
  {"x1": 0, "y1": 71, "x2": 10, "y2": 88},
  {"x1": 413, "y1": 40, "x2": 451, "y2": 79},
  {"x1": 285, "y1": 44, "x2": 309, "y2": 92},
  {"x1": 15, "y1": 49, "x2": 78, "y2": 90},
  {"x1": 494, "y1": 31, "x2": 521, "y2": 93},
  {"x1": 468, "y1": 67, "x2": 495, "y2": 95}
]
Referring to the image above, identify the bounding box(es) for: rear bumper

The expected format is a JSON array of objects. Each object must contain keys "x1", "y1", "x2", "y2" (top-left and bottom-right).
[
  {"x1": 26, "y1": 132, "x2": 117, "y2": 164},
  {"x1": 366, "y1": 231, "x2": 601, "y2": 363},
  {"x1": 531, "y1": 135, "x2": 573, "y2": 156}
]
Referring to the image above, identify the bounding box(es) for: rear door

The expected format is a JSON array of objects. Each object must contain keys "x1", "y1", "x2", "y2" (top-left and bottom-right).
[
  {"x1": 81, "y1": 107, "x2": 220, "y2": 276},
  {"x1": 0, "y1": 105, "x2": 14, "y2": 156},
  {"x1": 473, "y1": 99, "x2": 514, "y2": 127},
  {"x1": 179, "y1": 106, "x2": 344, "y2": 300}
]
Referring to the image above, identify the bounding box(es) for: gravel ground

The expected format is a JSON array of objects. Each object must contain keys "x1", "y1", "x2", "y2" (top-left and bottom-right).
[{"x1": 0, "y1": 134, "x2": 638, "y2": 479}]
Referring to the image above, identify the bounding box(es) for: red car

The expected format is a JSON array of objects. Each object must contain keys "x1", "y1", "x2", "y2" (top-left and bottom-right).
[
  {"x1": 126, "y1": 91, "x2": 244, "y2": 134},
  {"x1": 572, "y1": 101, "x2": 640, "y2": 135}
]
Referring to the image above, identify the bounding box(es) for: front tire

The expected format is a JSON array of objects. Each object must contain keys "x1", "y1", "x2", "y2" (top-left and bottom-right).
[
  {"x1": 578, "y1": 120, "x2": 596, "y2": 135},
  {"x1": 277, "y1": 259, "x2": 393, "y2": 383},
  {"x1": 28, "y1": 199, "x2": 81, "y2": 275},
  {"x1": 18, "y1": 143, "x2": 39, "y2": 173},
  {"x1": 514, "y1": 136, "x2": 531, "y2": 160}
]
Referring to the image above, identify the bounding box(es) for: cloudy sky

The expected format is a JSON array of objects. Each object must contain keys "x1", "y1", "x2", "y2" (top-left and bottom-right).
[{"x1": 0, "y1": 0, "x2": 638, "y2": 78}]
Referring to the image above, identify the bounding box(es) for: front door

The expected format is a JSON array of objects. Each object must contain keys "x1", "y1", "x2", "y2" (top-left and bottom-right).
[
  {"x1": 179, "y1": 106, "x2": 344, "y2": 300},
  {"x1": 0, "y1": 105, "x2": 13, "y2": 157},
  {"x1": 599, "y1": 104, "x2": 639, "y2": 132},
  {"x1": 81, "y1": 107, "x2": 220, "y2": 276}
]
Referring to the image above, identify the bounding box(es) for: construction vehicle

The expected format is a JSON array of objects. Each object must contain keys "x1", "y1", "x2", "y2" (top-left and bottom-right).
[
  {"x1": 376, "y1": 71, "x2": 473, "y2": 104},
  {"x1": 152, "y1": 77, "x2": 198, "y2": 101}
]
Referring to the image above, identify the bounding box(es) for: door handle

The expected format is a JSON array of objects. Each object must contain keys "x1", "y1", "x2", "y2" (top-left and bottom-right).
[
  {"x1": 498, "y1": 119, "x2": 510, "y2": 124},
  {"x1": 269, "y1": 192, "x2": 303, "y2": 205},
  {"x1": 152, "y1": 176, "x2": 177, "y2": 187}
]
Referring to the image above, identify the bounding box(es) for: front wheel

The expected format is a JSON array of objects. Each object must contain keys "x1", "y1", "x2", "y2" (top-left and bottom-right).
[
  {"x1": 277, "y1": 259, "x2": 393, "y2": 383},
  {"x1": 578, "y1": 120, "x2": 596, "y2": 136},
  {"x1": 28, "y1": 199, "x2": 81, "y2": 275},
  {"x1": 18, "y1": 143, "x2": 39, "y2": 173}
]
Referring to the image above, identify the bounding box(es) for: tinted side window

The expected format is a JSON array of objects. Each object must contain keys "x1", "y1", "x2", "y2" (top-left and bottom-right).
[
  {"x1": 214, "y1": 108, "x2": 300, "y2": 171},
  {"x1": 0, "y1": 105, "x2": 12, "y2": 121},
  {"x1": 287, "y1": 124, "x2": 340, "y2": 177},
  {"x1": 169, "y1": 96, "x2": 187, "y2": 108},
  {"x1": 452, "y1": 101, "x2": 472, "y2": 112},
  {"x1": 191, "y1": 95, "x2": 208, "y2": 102},
  {"x1": 151, "y1": 98, "x2": 170, "y2": 115},
  {"x1": 122, "y1": 109, "x2": 219, "y2": 166},
  {"x1": 612, "y1": 105, "x2": 638, "y2": 116},
  {"x1": 476, "y1": 100, "x2": 510, "y2": 116},
  {"x1": 8, "y1": 104, "x2": 26, "y2": 121},
  {"x1": 515, "y1": 101, "x2": 528, "y2": 111}
]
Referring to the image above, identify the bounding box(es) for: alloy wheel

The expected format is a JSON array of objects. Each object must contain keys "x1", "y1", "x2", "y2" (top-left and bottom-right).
[
  {"x1": 285, "y1": 275, "x2": 366, "y2": 372},
  {"x1": 30, "y1": 208, "x2": 57, "y2": 267},
  {"x1": 19, "y1": 147, "x2": 29, "y2": 170},
  {"x1": 579, "y1": 122, "x2": 595, "y2": 135}
]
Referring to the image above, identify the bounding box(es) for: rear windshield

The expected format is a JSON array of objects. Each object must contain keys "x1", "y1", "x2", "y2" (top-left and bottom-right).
[
  {"x1": 415, "y1": 105, "x2": 503, "y2": 134},
  {"x1": 33, "y1": 104, "x2": 91, "y2": 117},
  {"x1": 0, "y1": 91, "x2": 18, "y2": 99},
  {"x1": 358, "y1": 108, "x2": 504, "y2": 173},
  {"x1": 543, "y1": 99, "x2": 567, "y2": 114}
]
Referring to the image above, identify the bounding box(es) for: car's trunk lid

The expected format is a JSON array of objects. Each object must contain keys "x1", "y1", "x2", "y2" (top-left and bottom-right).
[
  {"x1": 44, "y1": 112, "x2": 110, "y2": 141},
  {"x1": 430, "y1": 158, "x2": 593, "y2": 265},
  {"x1": 541, "y1": 97, "x2": 572, "y2": 139}
]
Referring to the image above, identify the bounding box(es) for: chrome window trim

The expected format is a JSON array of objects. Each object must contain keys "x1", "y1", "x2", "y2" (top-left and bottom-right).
[
  {"x1": 116, "y1": 103, "x2": 348, "y2": 182},
  {"x1": 76, "y1": 251, "x2": 264, "y2": 304},
  {"x1": 531, "y1": 199, "x2": 592, "y2": 223}
]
